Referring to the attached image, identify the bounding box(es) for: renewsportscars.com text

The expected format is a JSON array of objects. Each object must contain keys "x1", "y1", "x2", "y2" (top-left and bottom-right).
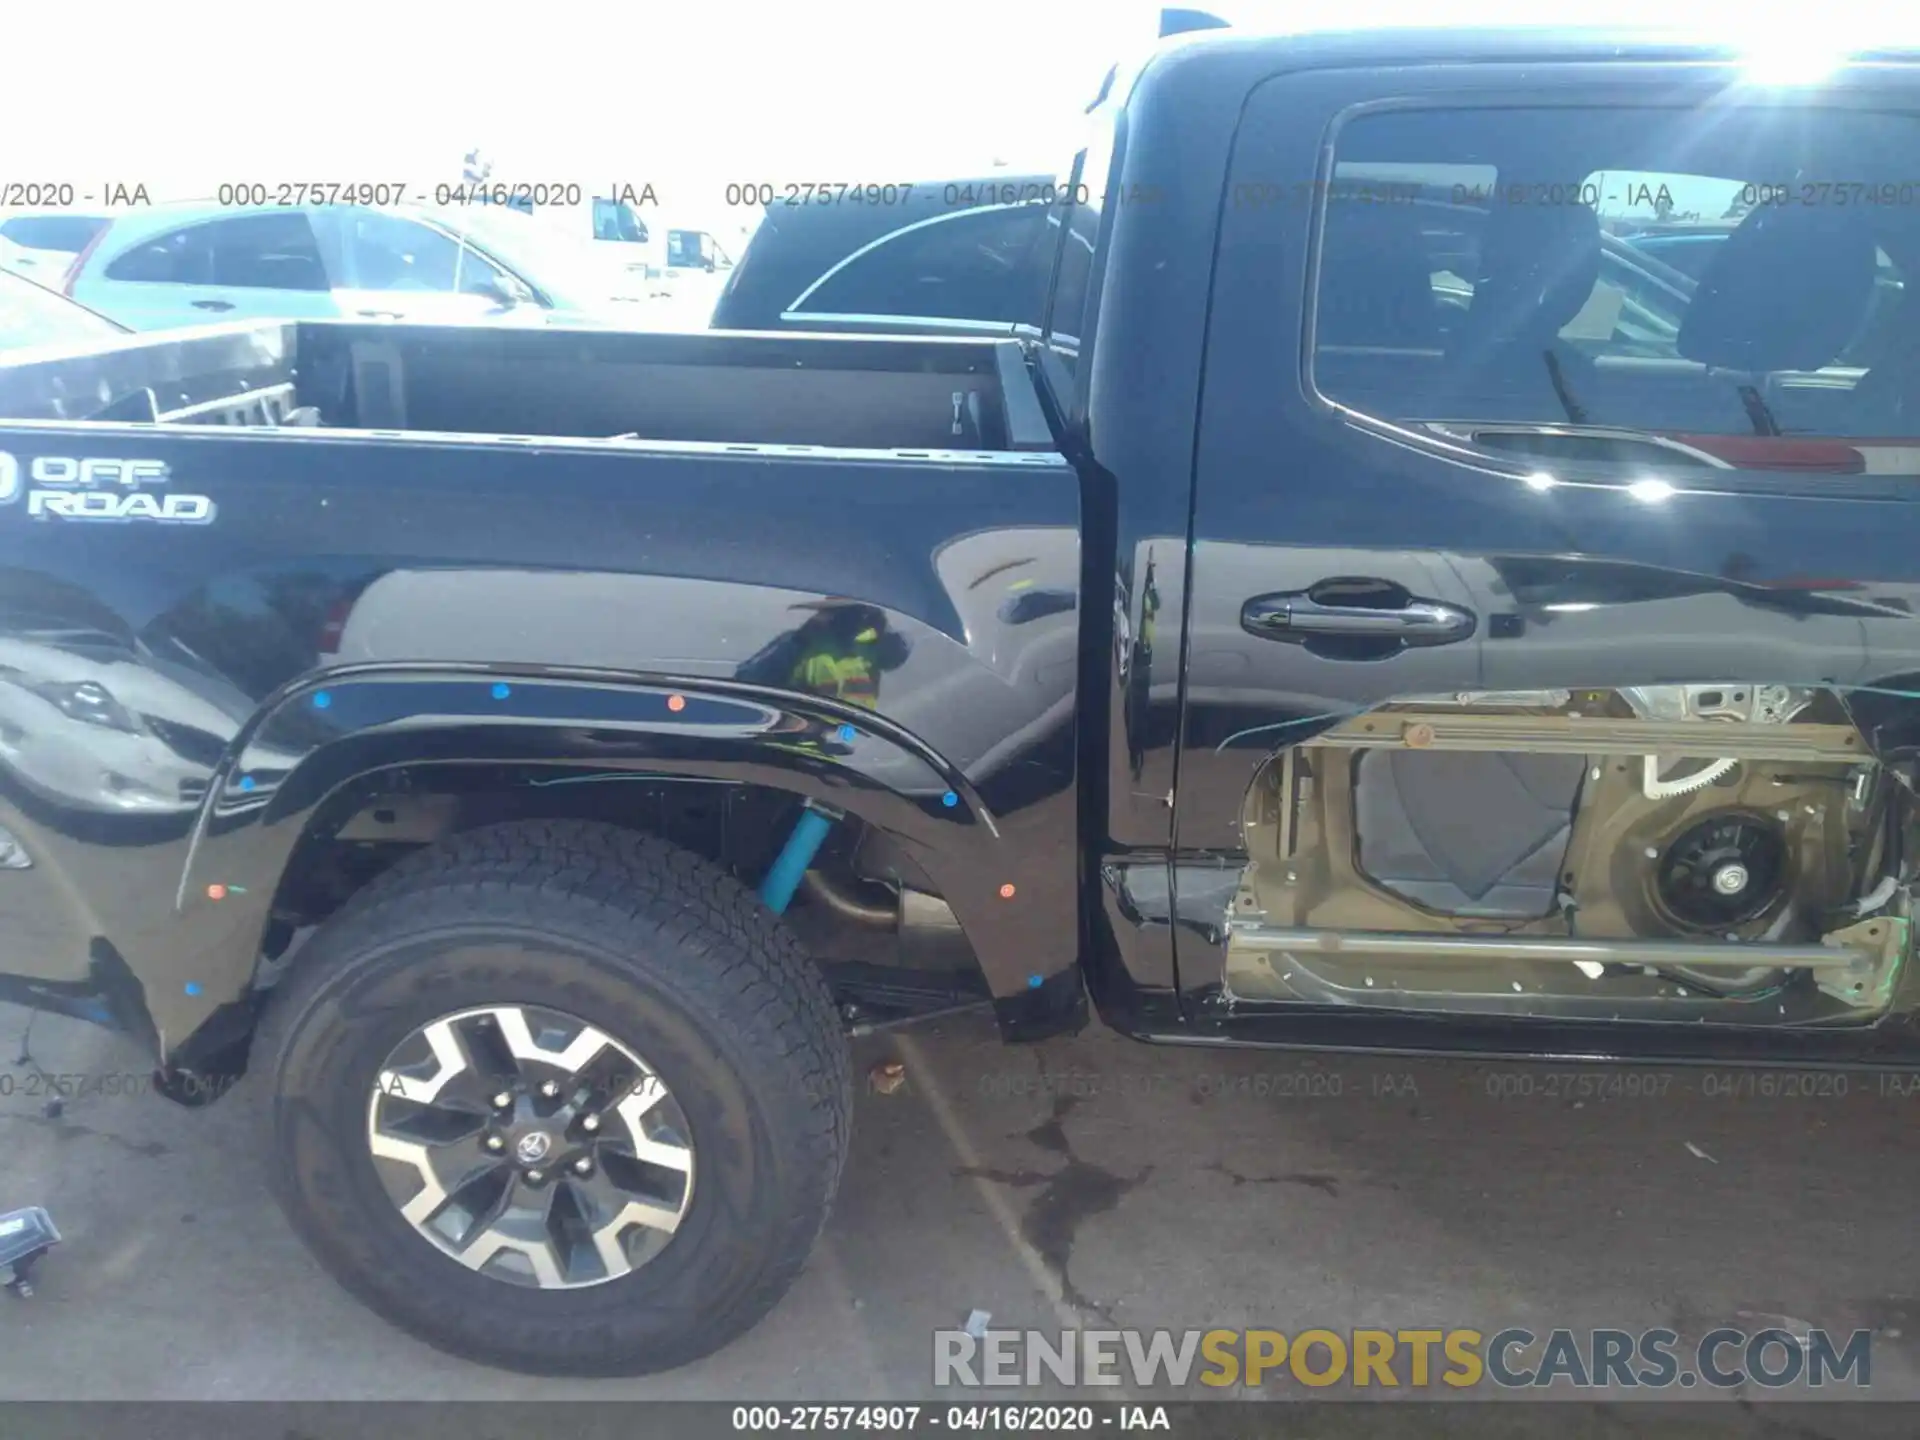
[{"x1": 934, "y1": 1327, "x2": 1873, "y2": 1391}]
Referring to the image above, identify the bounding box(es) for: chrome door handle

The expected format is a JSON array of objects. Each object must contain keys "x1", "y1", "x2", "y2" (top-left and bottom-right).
[{"x1": 1241, "y1": 588, "x2": 1475, "y2": 646}]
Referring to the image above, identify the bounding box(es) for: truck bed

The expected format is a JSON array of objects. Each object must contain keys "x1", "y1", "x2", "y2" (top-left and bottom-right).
[{"x1": 0, "y1": 319, "x2": 1058, "y2": 454}]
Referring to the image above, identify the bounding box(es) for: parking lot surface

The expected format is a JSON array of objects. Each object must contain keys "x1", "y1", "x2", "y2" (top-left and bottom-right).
[{"x1": 4, "y1": 996, "x2": 1919, "y2": 1434}]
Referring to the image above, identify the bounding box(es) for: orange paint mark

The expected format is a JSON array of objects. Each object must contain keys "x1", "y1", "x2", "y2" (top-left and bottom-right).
[
  {"x1": 206, "y1": 884, "x2": 228, "y2": 901},
  {"x1": 999, "y1": 883, "x2": 1017, "y2": 899},
  {"x1": 667, "y1": 694, "x2": 687, "y2": 712}
]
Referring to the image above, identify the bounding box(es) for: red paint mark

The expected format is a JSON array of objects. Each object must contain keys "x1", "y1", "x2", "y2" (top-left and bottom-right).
[
  {"x1": 999, "y1": 883, "x2": 1017, "y2": 899},
  {"x1": 206, "y1": 884, "x2": 228, "y2": 901}
]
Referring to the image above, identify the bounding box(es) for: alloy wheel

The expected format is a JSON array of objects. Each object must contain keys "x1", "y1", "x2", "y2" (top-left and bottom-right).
[{"x1": 365, "y1": 1004, "x2": 695, "y2": 1289}]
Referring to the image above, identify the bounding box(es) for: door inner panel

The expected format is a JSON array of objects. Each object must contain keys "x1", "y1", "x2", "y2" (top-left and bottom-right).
[{"x1": 1225, "y1": 684, "x2": 1908, "y2": 1026}]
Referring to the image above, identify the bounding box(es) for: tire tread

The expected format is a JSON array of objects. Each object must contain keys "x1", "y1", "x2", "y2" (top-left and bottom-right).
[{"x1": 254, "y1": 819, "x2": 851, "y2": 1375}]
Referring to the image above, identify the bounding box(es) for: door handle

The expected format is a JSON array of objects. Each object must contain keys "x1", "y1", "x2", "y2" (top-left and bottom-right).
[
  {"x1": 189, "y1": 299, "x2": 235, "y2": 312},
  {"x1": 1241, "y1": 586, "x2": 1475, "y2": 646}
]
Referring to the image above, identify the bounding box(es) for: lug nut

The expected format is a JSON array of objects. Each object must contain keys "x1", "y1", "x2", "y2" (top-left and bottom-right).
[
  {"x1": 573, "y1": 1157, "x2": 593, "y2": 1175},
  {"x1": 526, "y1": 1168, "x2": 544, "y2": 1184},
  {"x1": 484, "y1": 1134, "x2": 505, "y2": 1152},
  {"x1": 539, "y1": 1080, "x2": 560, "y2": 1098},
  {"x1": 581, "y1": 1114, "x2": 600, "y2": 1133},
  {"x1": 492, "y1": 1091, "x2": 512, "y2": 1109}
]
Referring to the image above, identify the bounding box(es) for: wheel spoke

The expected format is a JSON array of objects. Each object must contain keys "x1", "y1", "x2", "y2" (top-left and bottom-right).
[
  {"x1": 629, "y1": 1133, "x2": 695, "y2": 1174},
  {"x1": 492, "y1": 1007, "x2": 614, "y2": 1080},
  {"x1": 376, "y1": 1017, "x2": 470, "y2": 1105},
  {"x1": 367, "y1": 1131, "x2": 453, "y2": 1227},
  {"x1": 456, "y1": 1223, "x2": 566, "y2": 1289},
  {"x1": 590, "y1": 1197, "x2": 686, "y2": 1279},
  {"x1": 613, "y1": 1196, "x2": 686, "y2": 1235},
  {"x1": 615, "y1": 1073, "x2": 671, "y2": 1128}
]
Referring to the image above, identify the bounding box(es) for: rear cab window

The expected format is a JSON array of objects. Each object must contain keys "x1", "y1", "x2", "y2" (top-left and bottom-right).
[
  {"x1": 1310, "y1": 101, "x2": 1920, "y2": 480},
  {"x1": 788, "y1": 202, "x2": 1054, "y2": 326}
]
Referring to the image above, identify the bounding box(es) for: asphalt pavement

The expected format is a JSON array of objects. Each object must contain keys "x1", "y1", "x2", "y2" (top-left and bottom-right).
[{"x1": 4, "y1": 993, "x2": 1919, "y2": 1435}]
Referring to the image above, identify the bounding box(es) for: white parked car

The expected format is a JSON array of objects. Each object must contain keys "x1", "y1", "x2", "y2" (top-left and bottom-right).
[{"x1": 61, "y1": 202, "x2": 659, "y2": 332}]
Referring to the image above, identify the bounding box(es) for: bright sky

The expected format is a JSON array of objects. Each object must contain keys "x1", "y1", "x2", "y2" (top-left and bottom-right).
[{"x1": 4, "y1": 1, "x2": 1909, "y2": 238}]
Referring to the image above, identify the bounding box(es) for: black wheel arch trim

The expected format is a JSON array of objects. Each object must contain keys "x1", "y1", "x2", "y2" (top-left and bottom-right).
[{"x1": 156, "y1": 664, "x2": 1082, "y2": 1068}]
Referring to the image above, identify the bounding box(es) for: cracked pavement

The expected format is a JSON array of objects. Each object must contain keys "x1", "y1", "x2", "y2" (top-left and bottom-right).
[{"x1": 4, "y1": 995, "x2": 1920, "y2": 1433}]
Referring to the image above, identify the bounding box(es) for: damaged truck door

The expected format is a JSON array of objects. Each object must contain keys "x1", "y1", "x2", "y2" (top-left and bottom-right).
[{"x1": 1171, "y1": 60, "x2": 1920, "y2": 1053}]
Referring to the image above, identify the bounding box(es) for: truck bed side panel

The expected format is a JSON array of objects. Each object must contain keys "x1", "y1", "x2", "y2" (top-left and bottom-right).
[{"x1": 0, "y1": 423, "x2": 1080, "y2": 1057}]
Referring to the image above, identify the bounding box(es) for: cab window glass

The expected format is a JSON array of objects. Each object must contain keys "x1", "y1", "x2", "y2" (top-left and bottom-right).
[
  {"x1": 1045, "y1": 108, "x2": 1119, "y2": 371},
  {"x1": 794, "y1": 204, "x2": 1051, "y2": 324},
  {"x1": 1313, "y1": 106, "x2": 1920, "y2": 478}
]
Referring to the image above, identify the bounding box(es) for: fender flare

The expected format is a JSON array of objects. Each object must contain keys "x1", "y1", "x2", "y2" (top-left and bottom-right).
[{"x1": 159, "y1": 665, "x2": 1078, "y2": 1063}]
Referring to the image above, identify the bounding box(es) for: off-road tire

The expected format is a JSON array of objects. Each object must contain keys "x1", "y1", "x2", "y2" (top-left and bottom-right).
[{"x1": 254, "y1": 819, "x2": 851, "y2": 1375}]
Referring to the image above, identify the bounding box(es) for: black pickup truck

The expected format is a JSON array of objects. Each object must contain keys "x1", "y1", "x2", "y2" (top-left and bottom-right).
[{"x1": 5, "y1": 24, "x2": 1920, "y2": 1377}]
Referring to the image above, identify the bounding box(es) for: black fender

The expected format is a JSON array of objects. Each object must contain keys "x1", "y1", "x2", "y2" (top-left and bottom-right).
[{"x1": 157, "y1": 665, "x2": 1082, "y2": 1067}]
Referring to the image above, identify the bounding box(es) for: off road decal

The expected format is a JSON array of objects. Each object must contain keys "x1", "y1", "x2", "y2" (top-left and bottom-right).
[{"x1": 0, "y1": 451, "x2": 216, "y2": 524}]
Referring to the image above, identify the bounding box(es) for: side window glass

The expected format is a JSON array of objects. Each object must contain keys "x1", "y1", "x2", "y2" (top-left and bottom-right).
[
  {"x1": 103, "y1": 226, "x2": 216, "y2": 285},
  {"x1": 458, "y1": 249, "x2": 519, "y2": 297},
  {"x1": 346, "y1": 213, "x2": 464, "y2": 292},
  {"x1": 101, "y1": 216, "x2": 328, "y2": 290},
  {"x1": 204, "y1": 213, "x2": 330, "y2": 291},
  {"x1": 1313, "y1": 105, "x2": 1920, "y2": 478},
  {"x1": 793, "y1": 205, "x2": 1051, "y2": 324}
]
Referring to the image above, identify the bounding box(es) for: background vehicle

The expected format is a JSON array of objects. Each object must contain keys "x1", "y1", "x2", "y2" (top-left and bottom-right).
[
  {"x1": 3, "y1": 22, "x2": 1920, "y2": 1381},
  {"x1": 63, "y1": 202, "x2": 658, "y2": 331},
  {"x1": 492, "y1": 189, "x2": 667, "y2": 296},
  {"x1": 0, "y1": 210, "x2": 110, "y2": 285}
]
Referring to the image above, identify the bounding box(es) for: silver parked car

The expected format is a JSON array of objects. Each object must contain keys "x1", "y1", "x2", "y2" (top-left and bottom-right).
[{"x1": 61, "y1": 202, "x2": 655, "y2": 331}]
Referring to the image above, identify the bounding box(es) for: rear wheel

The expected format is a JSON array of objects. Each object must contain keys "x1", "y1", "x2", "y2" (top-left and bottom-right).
[{"x1": 255, "y1": 820, "x2": 850, "y2": 1375}]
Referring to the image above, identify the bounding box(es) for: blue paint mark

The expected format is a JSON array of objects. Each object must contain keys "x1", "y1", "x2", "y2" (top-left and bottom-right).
[
  {"x1": 491, "y1": 682, "x2": 512, "y2": 700},
  {"x1": 942, "y1": 791, "x2": 958, "y2": 808},
  {"x1": 238, "y1": 775, "x2": 256, "y2": 792},
  {"x1": 312, "y1": 691, "x2": 332, "y2": 709},
  {"x1": 1027, "y1": 974, "x2": 1044, "y2": 989},
  {"x1": 184, "y1": 982, "x2": 202, "y2": 996},
  {"x1": 837, "y1": 723, "x2": 857, "y2": 742}
]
